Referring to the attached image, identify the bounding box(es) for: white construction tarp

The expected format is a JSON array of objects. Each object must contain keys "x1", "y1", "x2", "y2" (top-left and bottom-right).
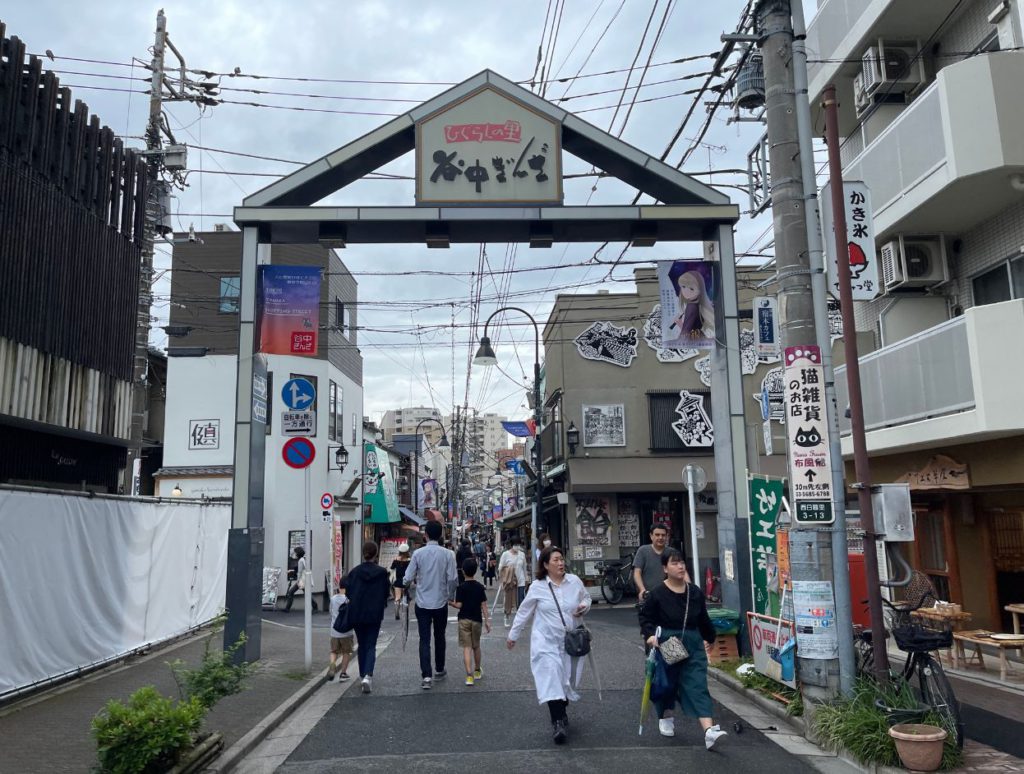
[{"x1": 0, "y1": 489, "x2": 229, "y2": 698}]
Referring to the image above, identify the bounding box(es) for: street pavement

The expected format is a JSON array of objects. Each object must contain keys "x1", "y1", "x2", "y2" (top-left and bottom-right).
[{"x1": 241, "y1": 589, "x2": 856, "y2": 774}]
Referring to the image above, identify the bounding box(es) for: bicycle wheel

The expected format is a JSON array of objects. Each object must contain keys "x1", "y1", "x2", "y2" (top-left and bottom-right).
[
  {"x1": 854, "y1": 635, "x2": 875, "y2": 679},
  {"x1": 601, "y1": 573, "x2": 624, "y2": 605},
  {"x1": 918, "y1": 653, "x2": 963, "y2": 750}
]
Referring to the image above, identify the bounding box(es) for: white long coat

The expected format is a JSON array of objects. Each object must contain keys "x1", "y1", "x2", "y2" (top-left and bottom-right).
[{"x1": 508, "y1": 573, "x2": 592, "y2": 704}]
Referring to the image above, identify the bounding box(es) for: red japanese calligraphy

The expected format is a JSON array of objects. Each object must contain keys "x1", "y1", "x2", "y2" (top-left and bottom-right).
[{"x1": 443, "y1": 120, "x2": 522, "y2": 144}]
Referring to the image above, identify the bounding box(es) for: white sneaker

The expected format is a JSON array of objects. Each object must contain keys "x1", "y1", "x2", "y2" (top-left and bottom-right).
[
  {"x1": 421, "y1": 677, "x2": 432, "y2": 689},
  {"x1": 658, "y1": 717, "x2": 675, "y2": 737},
  {"x1": 360, "y1": 676, "x2": 372, "y2": 694},
  {"x1": 705, "y1": 725, "x2": 727, "y2": 750}
]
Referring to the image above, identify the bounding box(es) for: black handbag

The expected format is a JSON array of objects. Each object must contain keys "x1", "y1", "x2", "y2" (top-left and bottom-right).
[
  {"x1": 549, "y1": 582, "x2": 592, "y2": 657},
  {"x1": 333, "y1": 601, "x2": 350, "y2": 633}
]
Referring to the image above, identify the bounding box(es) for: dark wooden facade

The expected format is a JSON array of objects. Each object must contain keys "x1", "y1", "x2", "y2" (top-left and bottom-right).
[{"x1": 0, "y1": 22, "x2": 146, "y2": 490}]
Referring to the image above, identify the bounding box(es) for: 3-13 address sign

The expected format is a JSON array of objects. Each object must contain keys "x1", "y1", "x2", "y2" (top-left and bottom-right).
[
  {"x1": 784, "y1": 346, "x2": 834, "y2": 525},
  {"x1": 416, "y1": 86, "x2": 562, "y2": 205}
]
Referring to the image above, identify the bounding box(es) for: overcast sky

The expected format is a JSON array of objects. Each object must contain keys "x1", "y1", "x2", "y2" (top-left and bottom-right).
[{"x1": 4, "y1": 1, "x2": 822, "y2": 425}]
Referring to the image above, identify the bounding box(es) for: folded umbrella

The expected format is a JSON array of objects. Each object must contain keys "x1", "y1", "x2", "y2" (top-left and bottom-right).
[{"x1": 639, "y1": 648, "x2": 656, "y2": 735}]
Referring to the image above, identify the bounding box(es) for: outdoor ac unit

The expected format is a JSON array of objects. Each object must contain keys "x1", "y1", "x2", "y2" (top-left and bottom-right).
[
  {"x1": 879, "y1": 235, "x2": 949, "y2": 290},
  {"x1": 861, "y1": 40, "x2": 926, "y2": 96}
]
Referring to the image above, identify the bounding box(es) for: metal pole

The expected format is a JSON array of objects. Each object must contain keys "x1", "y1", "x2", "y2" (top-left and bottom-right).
[
  {"x1": 822, "y1": 84, "x2": 888, "y2": 678},
  {"x1": 791, "y1": 0, "x2": 856, "y2": 696},
  {"x1": 757, "y1": 0, "x2": 839, "y2": 697},
  {"x1": 532, "y1": 356, "x2": 541, "y2": 576},
  {"x1": 685, "y1": 469, "x2": 700, "y2": 583},
  {"x1": 304, "y1": 465, "x2": 312, "y2": 672}
]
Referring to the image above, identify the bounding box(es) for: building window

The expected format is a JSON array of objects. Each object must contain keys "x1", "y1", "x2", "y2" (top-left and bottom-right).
[
  {"x1": 647, "y1": 390, "x2": 714, "y2": 452},
  {"x1": 329, "y1": 382, "x2": 338, "y2": 441},
  {"x1": 334, "y1": 297, "x2": 351, "y2": 336},
  {"x1": 219, "y1": 276, "x2": 240, "y2": 313},
  {"x1": 972, "y1": 255, "x2": 1024, "y2": 307}
]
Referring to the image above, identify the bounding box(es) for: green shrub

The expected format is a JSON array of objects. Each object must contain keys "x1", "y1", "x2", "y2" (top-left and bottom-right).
[
  {"x1": 169, "y1": 632, "x2": 255, "y2": 710},
  {"x1": 91, "y1": 686, "x2": 204, "y2": 774},
  {"x1": 737, "y1": 666, "x2": 803, "y2": 715}
]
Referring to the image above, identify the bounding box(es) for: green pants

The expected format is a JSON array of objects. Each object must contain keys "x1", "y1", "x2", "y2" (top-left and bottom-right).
[{"x1": 653, "y1": 627, "x2": 713, "y2": 719}]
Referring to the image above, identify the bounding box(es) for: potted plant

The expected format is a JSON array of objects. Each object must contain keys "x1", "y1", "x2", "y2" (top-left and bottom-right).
[{"x1": 889, "y1": 723, "x2": 948, "y2": 772}]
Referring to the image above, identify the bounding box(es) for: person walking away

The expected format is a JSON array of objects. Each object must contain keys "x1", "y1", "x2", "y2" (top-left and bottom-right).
[
  {"x1": 327, "y1": 576, "x2": 354, "y2": 682},
  {"x1": 507, "y1": 546, "x2": 591, "y2": 744},
  {"x1": 391, "y1": 543, "x2": 411, "y2": 619},
  {"x1": 284, "y1": 546, "x2": 318, "y2": 612},
  {"x1": 473, "y1": 536, "x2": 487, "y2": 570},
  {"x1": 456, "y1": 540, "x2": 473, "y2": 583},
  {"x1": 633, "y1": 525, "x2": 669, "y2": 604},
  {"x1": 484, "y1": 544, "x2": 497, "y2": 588},
  {"x1": 497, "y1": 539, "x2": 527, "y2": 626},
  {"x1": 403, "y1": 520, "x2": 457, "y2": 689},
  {"x1": 638, "y1": 547, "x2": 726, "y2": 749},
  {"x1": 345, "y1": 541, "x2": 391, "y2": 694},
  {"x1": 450, "y1": 558, "x2": 491, "y2": 685}
]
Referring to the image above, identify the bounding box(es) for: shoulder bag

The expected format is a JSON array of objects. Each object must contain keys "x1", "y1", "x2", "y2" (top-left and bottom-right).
[
  {"x1": 549, "y1": 581, "x2": 591, "y2": 657},
  {"x1": 658, "y1": 585, "x2": 690, "y2": 665}
]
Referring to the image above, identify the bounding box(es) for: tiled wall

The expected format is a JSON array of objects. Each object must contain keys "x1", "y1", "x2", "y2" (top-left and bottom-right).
[
  {"x1": 950, "y1": 198, "x2": 1024, "y2": 308},
  {"x1": 936, "y1": 0, "x2": 995, "y2": 61}
]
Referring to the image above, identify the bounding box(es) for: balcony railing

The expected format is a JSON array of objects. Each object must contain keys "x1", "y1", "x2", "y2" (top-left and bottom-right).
[
  {"x1": 806, "y1": 0, "x2": 873, "y2": 86},
  {"x1": 835, "y1": 316, "x2": 974, "y2": 435}
]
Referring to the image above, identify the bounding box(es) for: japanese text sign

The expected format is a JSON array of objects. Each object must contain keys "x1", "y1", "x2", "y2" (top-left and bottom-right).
[
  {"x1": 753, "y1": 296, "x2": 780, "y2": 361},
  {"x1": 416, "y1": 87, "x2": 562, "y2": 204},
  {"x1": 820, "y1": 180, "x2": 879, "y2": 301},
  {"x1": 748, "y1": 475, "x2": 785, "y2": 617},
  {"x1": 256, "y1": 266, "x2": 321, "y2": 357},
  {"x1": 784, "y1": 346, "x2": 834, "y2": 524}
]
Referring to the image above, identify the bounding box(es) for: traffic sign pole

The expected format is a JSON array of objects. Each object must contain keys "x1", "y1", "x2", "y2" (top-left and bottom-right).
[{"x1": 304, "y1": 464, "x2": 312, "y2": 672}]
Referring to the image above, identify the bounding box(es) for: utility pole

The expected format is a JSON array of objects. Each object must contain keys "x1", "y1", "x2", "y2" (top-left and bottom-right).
[{"x1": 755, "y1": 0, "x2": 841, "y2": 702}]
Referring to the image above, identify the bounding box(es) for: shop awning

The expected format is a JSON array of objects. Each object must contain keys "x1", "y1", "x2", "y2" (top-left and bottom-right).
[
  {"x1": 568, "y1": 457, "x2": 716, "y2": 493},
  {"x1": 499, "y1": 506, "x2": 532, "y2": 529},
  {"x1": 398, "y1": 506, "x2": 426, "y2": 526}
]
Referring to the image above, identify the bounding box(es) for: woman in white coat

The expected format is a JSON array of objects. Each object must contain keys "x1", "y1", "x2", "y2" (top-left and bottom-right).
[{"x1": 507, "y1": 545, "x2": 591, "y2": 744}]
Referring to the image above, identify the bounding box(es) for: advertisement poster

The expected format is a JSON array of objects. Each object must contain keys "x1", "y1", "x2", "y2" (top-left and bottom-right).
[
  {"x1": 417, "y1": 478, "x2": 437, "y2": 511},
  {"x1": 792, "y1": 580, "x2": 839, "y2": 659},
  {"x1": 784, "y1": 346, "x2": 834, "y2": 525},
  {"x1": 753, "y1": 296, "x2": 781, "y2": 361},
  {"x1": 747, "y1": 613, "x2": 797, "y2": 688},
  {"x1": 256, "y1": 265, "x2": 321, "y2": 356},
  {"x1": 820, "y1": 180, "x2": 879, "y2": 301},
  {"x1": 363, "y1": 443, "x2": 399, "y2": 523},
  {"x1": 575, "y1": 497, "x2": 612, "y2": 546},
  {"x1": 748, "y1": 475, "x2": 785, "y2": 617},
  {"x1": 618, "y1": 499, "x2": 640, "y2": 548},
  {"x1": 658, "y1": 260, "x2": 716, "y2": 349}
]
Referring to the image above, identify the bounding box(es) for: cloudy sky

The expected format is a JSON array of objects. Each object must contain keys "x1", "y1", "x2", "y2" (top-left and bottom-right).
[{"x1": 4, "y1": 1, "x2": 821, "y2": 425}]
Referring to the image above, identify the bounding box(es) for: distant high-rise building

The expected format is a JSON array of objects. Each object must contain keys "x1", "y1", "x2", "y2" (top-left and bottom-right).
[{"x1": 380, "y1": 406, "x2": 445, "y2": 445}]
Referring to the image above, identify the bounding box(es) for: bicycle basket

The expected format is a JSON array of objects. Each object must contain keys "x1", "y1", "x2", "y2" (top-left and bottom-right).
[{"x1": 892, "y1": 623, "x2": 952, "y2": 653}]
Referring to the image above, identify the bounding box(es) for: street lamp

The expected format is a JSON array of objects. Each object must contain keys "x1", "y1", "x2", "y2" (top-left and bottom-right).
[
  {"x1": 566, "y1": 421, "x2": 580, "y2": 456},
  {"x1": 474, "y1": 306, "x2": 542, "y2": 570},
  {"x1": 171, "y1": 484, "x2": 183, "y2": 497},
  {"x1": 327, "y1": 445, "x2": 349, "y2": 472},
  {"x1": 414, "y1": 417, "x2": 449, "y2": 518}
]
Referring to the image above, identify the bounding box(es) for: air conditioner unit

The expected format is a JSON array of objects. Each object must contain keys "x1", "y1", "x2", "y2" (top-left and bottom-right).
[
  {"x1": 879, "y1": 235, "x2": 949, "y2": 290},
  {"x1": 861, "y1": 40, "x2": 926, "y2": 96}
]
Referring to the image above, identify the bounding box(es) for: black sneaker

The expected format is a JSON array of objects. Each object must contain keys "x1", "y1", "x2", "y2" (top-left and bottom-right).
[
  {"x1": 552, "y1": 718, "x2": 568, "y2": 744},
  {"x1": 435, "y1": 669, "x2": 447, "y2": 679}
]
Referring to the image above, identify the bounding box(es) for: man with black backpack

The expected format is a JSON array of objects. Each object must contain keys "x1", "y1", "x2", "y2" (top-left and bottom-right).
[{"x1": 328, "y1": 576, "x2": 354, "y2": 682}]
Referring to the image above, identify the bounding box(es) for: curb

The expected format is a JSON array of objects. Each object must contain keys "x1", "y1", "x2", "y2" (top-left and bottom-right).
[
  {"x1": 207, "y1": 670, "x2": 328, "y2": 773},
  {"x1": 707, "y1": 667, "x2": 806, "y2": 734}
]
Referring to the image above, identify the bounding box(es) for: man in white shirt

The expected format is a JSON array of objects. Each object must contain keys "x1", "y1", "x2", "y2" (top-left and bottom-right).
[
  {"x1": 497, "y1": 539, "x2": 528, "y2": 627},
  {"x1": 403, "y1": 520, "x2": 458, "y2": 689}
]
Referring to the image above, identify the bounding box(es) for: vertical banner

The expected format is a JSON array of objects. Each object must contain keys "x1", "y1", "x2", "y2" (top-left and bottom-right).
[
  {"x1": 753, "y1": 296, "x2": 781, "y2": 361},
  {"x1": 658, "y1": 260, "x2": 716, "y2": 349},
  {"x1": 362, "y1": 443, "x2": 400, "y2": 523},
  {"x1": 784, "y1": 346, "x2": 835, "y2": 525},
  {"x1": 256, "y1": 265, "x2": 321, "y2": 356},
  {"x1": 820, "y1": 180, "x2": 879, "y2": 301},
  {"x1": 417, "y1": 478, "x2": 437, "y2": 511},
  {"x1": 748, "y1": 475, "x2": 785, "y2": 616}
]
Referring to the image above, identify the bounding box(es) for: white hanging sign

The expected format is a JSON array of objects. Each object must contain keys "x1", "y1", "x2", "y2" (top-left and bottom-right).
[
  {"x1": 820, "y1": 180, "x2": 880, "y2": 301},
  {"x1": 783, "y1": 345, "x2": 834, "y2": 525}
]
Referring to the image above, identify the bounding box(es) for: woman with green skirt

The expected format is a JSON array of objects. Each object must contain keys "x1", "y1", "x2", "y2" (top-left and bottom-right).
[{"x1": 638, "y1": 547, "x2": 727, "y2": 749}]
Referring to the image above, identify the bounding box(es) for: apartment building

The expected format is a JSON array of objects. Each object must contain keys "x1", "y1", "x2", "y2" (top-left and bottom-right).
[
  {"x1": 806, "y1": 0, "x2": 1024, "y2": 629},
  {"x1": 380, "y1": 407, "x2": 445, "y2": 445}
]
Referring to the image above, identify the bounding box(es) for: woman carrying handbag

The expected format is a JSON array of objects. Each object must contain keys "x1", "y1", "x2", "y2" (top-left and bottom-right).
[{"x1": 638, "y1": 547, "x2": 726, "y2": 750}]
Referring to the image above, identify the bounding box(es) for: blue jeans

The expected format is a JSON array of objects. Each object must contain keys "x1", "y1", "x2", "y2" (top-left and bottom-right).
[
  {"x1": 353, "y1": 622, "x2": 380, "y2": 678},
  {"x1": 415, "y1": 605, "x2": 448, "y2": 678}
]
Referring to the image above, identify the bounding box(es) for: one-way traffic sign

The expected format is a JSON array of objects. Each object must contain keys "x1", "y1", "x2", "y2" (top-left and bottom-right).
[{"x1": 282, "y1": 378, "x2": 316, "y2": 411}]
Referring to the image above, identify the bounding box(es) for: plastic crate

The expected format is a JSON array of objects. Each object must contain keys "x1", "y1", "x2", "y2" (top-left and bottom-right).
[{"x1": 706, "y1": 634, "x2": 739, "y2": 664}]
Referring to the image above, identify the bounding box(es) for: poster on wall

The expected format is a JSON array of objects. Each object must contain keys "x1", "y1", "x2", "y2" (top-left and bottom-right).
[
  {"x1": 653, "y1": 511, "x2": 673, "y2": 536},
  {"x1": 256, "y1": 265, "x2": 321, "y2": 356},
  {"x1": 574, "y1": 322, "x2": 638, "y2": 367},
  {"x1": 417, "y1": 478, "x2": 438, "y2": 511},
  {"x1": 618, "y1": 499, "x2": 640, "y2": 548},
  {"x1": 792, "y1": 580, "x2": 840, "y2": 659},
  {"x1": 658, "y1": 260, "x2": 716, "y2": 349},
  {"x1": 672, "y1": 390, "x2": 714, "y2": 447},
  {"x1": 582, "y1": 404, "x2": 626, "y2": 447},
  {"x1": 575, "y1": 497, "x2": 612, "y2": 546}
]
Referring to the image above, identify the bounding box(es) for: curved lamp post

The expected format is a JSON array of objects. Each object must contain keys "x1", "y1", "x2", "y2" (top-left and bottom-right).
[
  {"x1": 414, "y1": 417, "x2": 449, "y2": 518},
  {"x1": 474, "y1": 306, "x2": 541, "y2": 570}
]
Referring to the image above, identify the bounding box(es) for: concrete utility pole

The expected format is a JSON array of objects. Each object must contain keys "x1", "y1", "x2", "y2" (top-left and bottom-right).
[
  {"x1": 756, "y1": 0, "x2": 841, "y2": 700},
  {"x1": 123, "y1": 11, "x2": 167, "y2": 495}
]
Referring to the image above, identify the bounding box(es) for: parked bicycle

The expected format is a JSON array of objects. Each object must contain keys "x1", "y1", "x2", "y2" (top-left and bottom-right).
[
  {"x1": 594, "y1": 552, "x2": 636, "y2": 605},
  {"x1": 853, "y1": 592, "x2": 964, "y2": 749}
]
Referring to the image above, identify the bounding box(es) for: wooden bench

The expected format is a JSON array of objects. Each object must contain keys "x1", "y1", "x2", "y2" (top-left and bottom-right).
[{"x1": 952, "y1": 630, "x2": 1024, "y2": 682}]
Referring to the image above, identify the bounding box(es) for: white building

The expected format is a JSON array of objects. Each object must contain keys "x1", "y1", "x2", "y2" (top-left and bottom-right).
[
  {"x1": 156, "y1": 233, "x2": 364, "y2": 600},
  {"x1": 806, "y1": 0, "x2": 1024, "y2": 630},
  {"x1": 380, "y1": 406, "x2": 445, "y2": 445}
]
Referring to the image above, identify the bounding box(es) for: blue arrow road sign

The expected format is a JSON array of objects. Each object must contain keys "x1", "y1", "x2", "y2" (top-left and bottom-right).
[{"x1": 281, "y1": 378, "x2": 316, "y2": 410}]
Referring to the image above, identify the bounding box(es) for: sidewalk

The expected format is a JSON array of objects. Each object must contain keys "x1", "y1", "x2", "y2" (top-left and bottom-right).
[{"x1": 0, "y1": 610, "x2": 333, "y2": 774}]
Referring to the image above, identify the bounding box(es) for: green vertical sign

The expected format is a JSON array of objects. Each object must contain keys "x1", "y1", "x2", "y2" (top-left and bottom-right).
[
  {"x1": 363, "y1": 443, "x2": 400, "y2": 523},
  {"x1": 748, "y1": 474, "x2": 785, "y2": 616}
]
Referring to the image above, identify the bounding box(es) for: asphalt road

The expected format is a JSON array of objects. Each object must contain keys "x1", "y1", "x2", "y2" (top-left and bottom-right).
[{"x1": 279, "y1": 597, "x2": 819, "y2": 773}]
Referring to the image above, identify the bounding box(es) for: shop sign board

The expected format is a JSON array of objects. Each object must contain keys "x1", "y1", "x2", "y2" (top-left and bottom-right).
[{"x1": 784, "y1": 346, "x2": 834, "y2": 525}]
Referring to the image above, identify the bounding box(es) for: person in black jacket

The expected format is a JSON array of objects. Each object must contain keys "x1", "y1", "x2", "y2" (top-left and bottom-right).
[
  {"x1": 638, "y1": 548, "x2": 727, "y2": 750},
  {"x1": 345, "y1": 540, "x2": 391, "y2": 694}
]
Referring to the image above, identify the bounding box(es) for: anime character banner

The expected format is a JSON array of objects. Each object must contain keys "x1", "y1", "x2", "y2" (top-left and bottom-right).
[
  {"x1": 642, "y1": 304, "x2": 699, "y2": 363},
  {"x1": 658, "y1": 260, "x2": 716, "y2": 350},
  {"x1": 575, "y1": 497, "x2": 612, "y2": 546}
]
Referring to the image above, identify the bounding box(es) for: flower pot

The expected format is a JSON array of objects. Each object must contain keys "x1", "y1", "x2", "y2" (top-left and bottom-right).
[{"x1": 888, "y1": 723, "x2": 947, "y2": 772}]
